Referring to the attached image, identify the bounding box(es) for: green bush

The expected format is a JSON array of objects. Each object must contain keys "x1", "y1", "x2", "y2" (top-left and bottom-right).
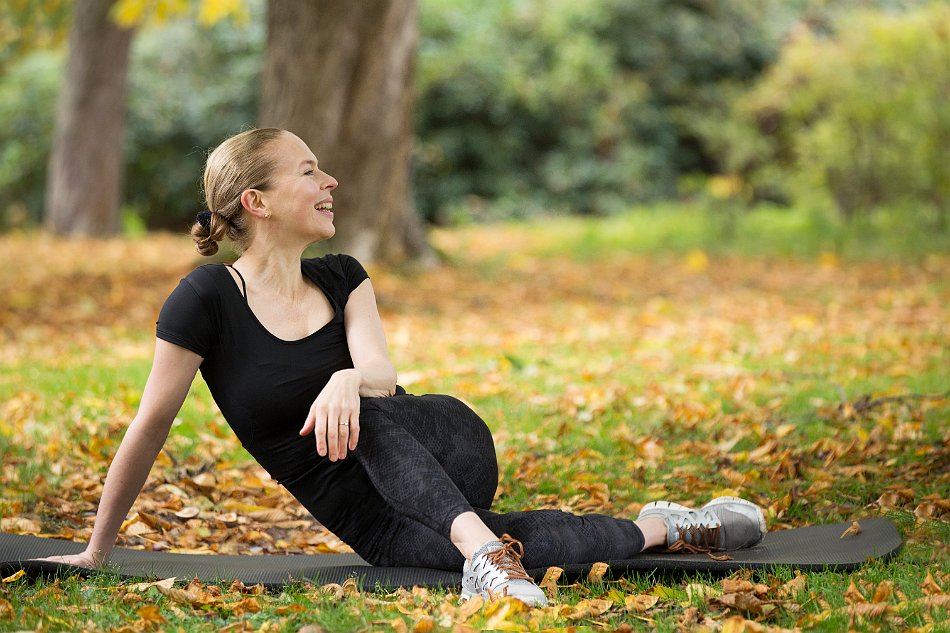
[
  {"x1": 0, "y1": 49, "x2": 61, "y2": 228},
  {"x1": 415, "y1": 0, "x2": 782, "y2": 223},
  {"x1": 727, "y1": 2, "x2": 950, "y2": 225}
]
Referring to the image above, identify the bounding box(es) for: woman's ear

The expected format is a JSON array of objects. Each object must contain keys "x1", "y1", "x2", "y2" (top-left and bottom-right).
[{"x1": 240, "y1": 189, "x2": 269, "y2": 219}]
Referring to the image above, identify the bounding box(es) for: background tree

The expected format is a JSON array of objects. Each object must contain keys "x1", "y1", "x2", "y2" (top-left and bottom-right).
[
  {"x1": 44, "y1": 0, "x2": 134, "y2": 235},
  {"x1": 260, "y1": 0, "x2": 429, "y2": 262}
]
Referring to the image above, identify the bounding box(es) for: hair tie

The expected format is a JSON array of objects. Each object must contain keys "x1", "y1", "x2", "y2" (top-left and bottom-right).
[{"x1": 197, "y1": 210, "x2": 212, "y2": 230}]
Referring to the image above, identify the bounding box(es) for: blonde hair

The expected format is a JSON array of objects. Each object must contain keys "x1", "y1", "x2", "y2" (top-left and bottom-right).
[{"x1": 191, "y1": 127, "x2": 286, "y2": 256}]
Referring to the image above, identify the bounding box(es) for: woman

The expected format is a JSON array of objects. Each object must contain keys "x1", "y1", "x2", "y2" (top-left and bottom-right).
[{"x1": 45, "y1": 128, "x2": 766, "y2": 606}]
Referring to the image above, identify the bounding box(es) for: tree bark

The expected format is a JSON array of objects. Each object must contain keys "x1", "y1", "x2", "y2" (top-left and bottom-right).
[
  {"x1": 260, "y1": 0, "x2": 431, "y2": 263},
  {"x1": 44, "y1": 0, "x2": 134, "y2": 235}
]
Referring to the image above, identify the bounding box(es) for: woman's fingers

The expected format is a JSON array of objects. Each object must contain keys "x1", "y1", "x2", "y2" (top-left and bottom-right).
[
  {"x1": 348, "y1": 409, "x2": 360, "y2": 452},
  {"x1": 307, "y1": 392, "x2": 360, "y2": 460}
]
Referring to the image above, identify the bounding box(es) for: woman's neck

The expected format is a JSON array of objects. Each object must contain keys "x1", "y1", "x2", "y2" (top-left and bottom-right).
[{"x1": 233, "y1": 242, "x2": 310, "y2": 299}]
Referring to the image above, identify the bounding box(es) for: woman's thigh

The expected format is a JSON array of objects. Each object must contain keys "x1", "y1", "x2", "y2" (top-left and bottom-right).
[{"x1": 361, "y1": 393, "x2": 498, "y2": 510}]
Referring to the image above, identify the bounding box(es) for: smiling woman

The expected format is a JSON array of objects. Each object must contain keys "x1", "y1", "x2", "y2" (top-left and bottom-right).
[{"x1": 38, "y1": 127, "x2": 767, "y2": 607}]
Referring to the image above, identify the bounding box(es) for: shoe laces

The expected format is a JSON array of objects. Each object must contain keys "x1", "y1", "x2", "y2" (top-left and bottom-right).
[
  {"x1": 665, "y1": 509, "x2": 733, "y2": 561},
  {"x1": 479, "y1": 534, "x2": 532, "y2": 587}
]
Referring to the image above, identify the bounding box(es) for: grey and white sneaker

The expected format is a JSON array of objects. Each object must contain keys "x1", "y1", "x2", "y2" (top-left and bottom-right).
[
  {"x1": 460, "y1": 534, "x2": 548, "y2": 607},
  {"x1": 638, "y1": 496, "x2": 766, "y2": 551}
]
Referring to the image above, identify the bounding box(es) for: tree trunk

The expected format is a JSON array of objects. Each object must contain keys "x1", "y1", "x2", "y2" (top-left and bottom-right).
[
  {"x1": 44, "y1": 0, "x2": 134, "y2": 236},
  {"x1": 260, "y1": 0, "x2": 431, "y2": 263}
]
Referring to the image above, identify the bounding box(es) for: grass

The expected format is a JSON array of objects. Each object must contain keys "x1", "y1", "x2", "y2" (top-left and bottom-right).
[{"x1": 1, "y1": 204, "x2": 948, "y2": 631}]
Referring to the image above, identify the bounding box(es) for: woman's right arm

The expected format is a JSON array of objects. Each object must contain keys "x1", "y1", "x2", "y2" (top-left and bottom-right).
[{"x1": 41, "y1": 339, "x2": 203, "y2": 568}]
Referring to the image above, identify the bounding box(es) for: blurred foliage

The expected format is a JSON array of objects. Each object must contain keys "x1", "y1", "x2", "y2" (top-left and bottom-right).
[
  {"x1": 123, "y1": 6, "x2": 263, "y2": 229},
  {"x1": 715, "y1": 2, "x2": 950, "y2": 225},
  {"x1": 414, "y1": 0, "x2": 783, "y2": 223},
  {"x1": 0, "y1": 0, "x2": 71, "y2": 72},
  {"x1": 1, "y1": 0, "x2": 947, "y2": 231}
]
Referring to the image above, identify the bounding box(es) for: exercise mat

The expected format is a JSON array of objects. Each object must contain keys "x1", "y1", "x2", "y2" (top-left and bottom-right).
[{"x1": 0, "y1": 518, "x2": 900, "y2": 590}]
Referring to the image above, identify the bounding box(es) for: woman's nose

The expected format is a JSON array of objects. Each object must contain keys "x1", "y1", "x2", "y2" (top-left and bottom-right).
[{"x1": 322, "y1": 172, "x2": 338, "y2": 190}]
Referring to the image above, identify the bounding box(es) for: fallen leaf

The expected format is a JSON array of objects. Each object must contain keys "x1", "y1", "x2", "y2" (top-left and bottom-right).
[
  {"x1": 1, "y1": 570, "x2": 25, "y2": 583},
  {"x1": 456, "y1": 595, "x2": 483, "y2": 621},
  {"x1": 840, "y1": 521, "x2": 862, "y2": 538},
  {"x1": 844, "y1": 579, "x2": 867, "y2": 604},
  {"x1": 586, "y1": 561, "x2": 609, "y2": 583},
  {"x1": 921, "y1": 570, "x2": 943, "y2": 596},
  {"x1": 129, "y1": 577, "x2": 176, "y2": 592},
  {"x1": 135, "y1": 604, "x2": 167, "y2": 624},
  {"x1": 539, "y1": 566, "x2": 563, "y2": 594},
  {"x1": 871, "y1": 580, "x2": 894, "y2": 603},
  {"x1": 411, "y1": 615, "x2": 434, "y2": 633},
  {"x1": 625, "y1": 594, "x2": 659, "y2": 613}
]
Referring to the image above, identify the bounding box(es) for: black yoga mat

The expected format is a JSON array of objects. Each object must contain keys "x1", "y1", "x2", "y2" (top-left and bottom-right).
[{"x1": 0, "y1": 518, "x2": 901, "y2": 590}]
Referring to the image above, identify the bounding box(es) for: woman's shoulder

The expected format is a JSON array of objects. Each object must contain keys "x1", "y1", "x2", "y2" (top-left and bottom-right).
[
  {"x1": 302, "y1": 253, "x2": 367, "y2": 279},
  {"x1": 174, "y1": 263, "x2": 231, "y2": 298}
]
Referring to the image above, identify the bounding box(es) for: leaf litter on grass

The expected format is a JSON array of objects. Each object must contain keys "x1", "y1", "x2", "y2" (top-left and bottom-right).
[{"x1": 0, "y1": 231, "x2": 948, "y2": 631}]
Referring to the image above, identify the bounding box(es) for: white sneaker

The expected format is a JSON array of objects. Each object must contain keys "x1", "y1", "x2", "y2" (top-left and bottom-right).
[
  {"x1": 638, "y1": 496, "x2": 766, "y2": 550},
  {"x1": 460, "y1": 534, "x2": 548, "y2": 607}
]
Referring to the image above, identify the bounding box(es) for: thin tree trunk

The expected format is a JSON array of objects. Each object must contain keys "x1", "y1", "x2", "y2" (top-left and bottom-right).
[
  {"x1": 44, "y1": 0, "x2": 134, "y2": 235},
  {"x1": 260, "y1": 0, "x2": 432, "y2": 263}
]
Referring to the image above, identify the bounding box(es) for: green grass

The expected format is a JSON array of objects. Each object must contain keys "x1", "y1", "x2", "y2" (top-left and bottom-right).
[{"x1": 1, "y1": 208, "x2": 948, "y2": 631}]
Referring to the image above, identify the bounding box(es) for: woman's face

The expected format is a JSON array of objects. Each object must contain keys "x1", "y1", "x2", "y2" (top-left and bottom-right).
[{"x1": 258, "y1": 132, "x2": 338, "y2": 242}]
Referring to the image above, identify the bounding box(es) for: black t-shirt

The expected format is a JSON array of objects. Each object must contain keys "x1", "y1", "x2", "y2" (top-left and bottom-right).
[{"x1": 156, "y1": 254, "x2": 369, "y2": 462}]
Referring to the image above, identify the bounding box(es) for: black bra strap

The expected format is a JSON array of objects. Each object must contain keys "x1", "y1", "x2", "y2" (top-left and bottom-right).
[{"x1": 226, "y1": 264, "x2": 248, "y2": 301}]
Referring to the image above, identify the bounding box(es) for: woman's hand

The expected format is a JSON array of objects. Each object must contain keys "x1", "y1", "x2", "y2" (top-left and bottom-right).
[{"x1": 300, "y1": 369, "x2": 362, "y2": 461}]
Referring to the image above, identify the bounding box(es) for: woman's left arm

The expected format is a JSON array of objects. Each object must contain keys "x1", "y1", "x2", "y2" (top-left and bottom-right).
[
  {"x1": 342, "y1": 277, "x2": 398, "y2": 397},
  {"x1": 300, "y1": 278, "x2": 396, "y2": 461}
]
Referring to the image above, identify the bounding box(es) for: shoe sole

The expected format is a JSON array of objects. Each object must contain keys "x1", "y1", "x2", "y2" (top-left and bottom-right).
[
  {"x1": 637, "y1": 500, "x2": 693, "y2": 521},
  {"x1": 702, "y1": 496, "x2": 767, "y2": 534}
]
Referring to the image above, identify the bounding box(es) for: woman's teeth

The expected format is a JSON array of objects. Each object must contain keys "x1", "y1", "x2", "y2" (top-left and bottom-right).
[{"x1": 315, "y1": 202, "x2": 333, "y2": 211}]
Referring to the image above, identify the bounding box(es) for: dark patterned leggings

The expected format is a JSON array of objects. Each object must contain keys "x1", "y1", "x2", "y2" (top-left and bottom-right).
[{"x1": 274, "y1": 391, "x2": 645, "y2": 570}]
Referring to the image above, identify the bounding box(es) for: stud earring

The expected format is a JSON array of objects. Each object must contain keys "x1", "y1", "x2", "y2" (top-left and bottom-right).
[{"x1": 264, "y1": 212, "x2": 271, "y2": 219}]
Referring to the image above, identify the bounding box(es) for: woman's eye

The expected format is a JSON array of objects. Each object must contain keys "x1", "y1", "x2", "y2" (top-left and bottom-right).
[{"x1": 304, "y1": 169, "x2": 315, "y2": 176}]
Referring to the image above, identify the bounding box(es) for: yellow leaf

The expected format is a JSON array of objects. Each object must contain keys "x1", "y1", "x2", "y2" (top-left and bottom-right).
[
  {"x1": 411, "y1": 615, "x2": 434, "y2": 633},
  {"x1": 390, "y1": 617, "x2": 409, "y2": 633},
  {"x1": 871, "y1": 580, "x2": 894, "y2": 604},
  {"x1": 135, "y1": 604, "x2": 167, "y2": 624},
  {"x1": 483, "y1": 597, "x2": 527, "y2": 629},
  {"x1": 683, "y1": 249, "x2": 709, "y2": 273},
  {"x1": 1, "y1": 569, "x2": 25, "y2": 583},
  {"x1": 456, "y1": 595, "x2": 483, "y2": 621},
  {"x1": 586, "y1": 561, "x2": 609, "y2": 583},
  {"x1": 722, "y1": 615, "x2": 748, "y2": 633}
]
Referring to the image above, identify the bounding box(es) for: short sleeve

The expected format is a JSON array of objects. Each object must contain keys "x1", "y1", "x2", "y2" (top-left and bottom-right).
[
  {"x1": 338, "y1": 254, "x2": 370, "y2": 296},
  {"x1": 156, "y1": 277, "x2": 217, "y2": 357}
]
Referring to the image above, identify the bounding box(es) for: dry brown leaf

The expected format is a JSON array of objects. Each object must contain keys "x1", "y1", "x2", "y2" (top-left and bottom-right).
[
  {"x1": 483, "y1": 597, "x2": 528, "y2": 629},
  {"x1": 174, "y1": 506, "x2": 200, "y2": 519},
  {"x1": 135, "y1": 604, "x2": 167, "y2": 624},
  {"x1": 722, "y1": 615, "x2": 766, "y2": 633},
  {"x1": 921, "y1": 570, "x2": 944, "y2": 596},
  {"x1": 539, "y1": 566, "x2": 563, "y2": 595},
  {"x1": 844, "y1": 579, "x2": 867, "y2": 604},
  {"x1": 411, "y1": 615, "x2": 434, "y2": 633},
  {"x1": 715, "y1": 592, "x2": 775, "y2": 616},
  {"x1": 872, "y1": 580, "x2": 894, "y2": 603},
  {"x1": 624, "y1": 594, "x2": 659, "y2": 613},
  {"x1": 723, "y1": 578, "x2": 755, "y2": 594},
  {"x1": 564, "y1": 598, "x2": 612, "y2": 620},
  {"x1": 390, "y1": 617, "x2": 409, "y2": 633},
  {"x1": 129, "y1": 577, "x2": 176, "y2": 592},
  {"x1": 456, "y1": 595, "x2": 483, "y2": 621},
  {"x1": 779, "y1": 572, "x2": 807, "y2": 598},
  {"x1": 840, "y1": 521, "x2": 862, "y2": 538},
  {"x1": 0, "y1": 598, "x2": 13, "y2": 619},
  {"x1": 848, "y1": 602, "x2": 891, "y2": 618},
  {"x1": 587, "y1": 561, "x2": 609, "y2": 583}
]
